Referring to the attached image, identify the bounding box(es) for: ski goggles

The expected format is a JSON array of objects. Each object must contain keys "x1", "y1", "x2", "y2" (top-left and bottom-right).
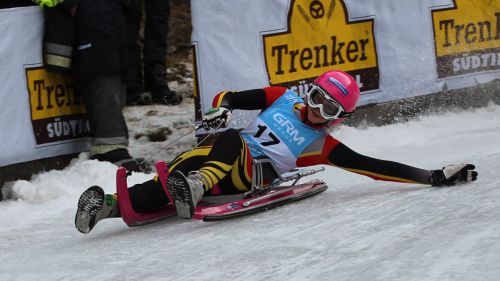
[{"x1": 306, "y1": 85, "x2": 352, "y2": 120}]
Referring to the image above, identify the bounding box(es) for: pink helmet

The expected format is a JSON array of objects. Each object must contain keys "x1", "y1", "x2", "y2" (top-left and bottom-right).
[{"x1": 310, "y1": 70, "x2": 360, "y2": 126}]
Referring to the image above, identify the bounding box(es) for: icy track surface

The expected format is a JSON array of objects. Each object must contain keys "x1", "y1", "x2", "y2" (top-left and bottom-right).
[{"x1": 1, "y1": 104, "x2": 500, "y2": 281}]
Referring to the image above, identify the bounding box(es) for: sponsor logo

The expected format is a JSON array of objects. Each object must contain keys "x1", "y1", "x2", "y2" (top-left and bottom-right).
[
  {"x1": 327, "y1": 77, "x2": 348, "y2": 96},
  {"x1": 227, "y1": 203, "x2": 240, "y2": 210},
  {"x1": 273, "y1": 113, "x2": 306, "y2": 145},
  {"x1": 263, "y1": 0, "x2": 379, "y2": 96},
  {"x1": 432, "y1": 0, "x2": 500, "y2": 78},
  {"x1": 283, "y1": 92, "x2": 303, "y2": 103},
  {"x1": 25, "y1": 67, "x2": 89, "y2": 145}
]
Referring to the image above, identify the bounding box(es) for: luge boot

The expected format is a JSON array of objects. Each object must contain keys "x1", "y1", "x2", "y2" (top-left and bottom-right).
[
  {"x1": 167, "y1": 171, "x2": 205, "y2": 219},
  {"x1": 75, "y1": 186, "x2": 119, "y2": 234}
]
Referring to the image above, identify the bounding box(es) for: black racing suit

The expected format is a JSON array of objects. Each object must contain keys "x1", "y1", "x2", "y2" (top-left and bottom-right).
[{"x1": 127, "y1": 88, "x2": 433, "y2": 214}]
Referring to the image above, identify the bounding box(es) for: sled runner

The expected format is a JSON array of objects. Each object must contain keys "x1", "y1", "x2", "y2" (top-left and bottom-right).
[
  {"x1": 195, "y1": 158, "x2": 328, "y2": 221},
  {"x1": 117, "y1": 159, "x2": 328, "y2": 225}
]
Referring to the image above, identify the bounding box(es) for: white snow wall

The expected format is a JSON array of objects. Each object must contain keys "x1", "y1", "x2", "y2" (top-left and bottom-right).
[{"x1": 191, "y1": 0, "x2": 500, "y2": 129}]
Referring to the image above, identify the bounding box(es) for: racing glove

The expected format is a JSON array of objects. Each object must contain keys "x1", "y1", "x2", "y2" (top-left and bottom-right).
[
  {"x1": 202, "y1": 107, "x2": 232, "y2": 130},
  {"x1": 429, "y1": 164, "x2": 477, "y2": 186}
]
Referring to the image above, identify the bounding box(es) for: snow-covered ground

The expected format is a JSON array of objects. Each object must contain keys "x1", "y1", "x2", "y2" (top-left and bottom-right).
[{"x1": 1, "y1": 99, "x2": 500, "y2": 281}]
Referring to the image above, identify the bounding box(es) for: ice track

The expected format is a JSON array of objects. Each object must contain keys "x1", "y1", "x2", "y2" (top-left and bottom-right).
[{"x1": 1, "y1": 104, "x2": 500, "y2": 281}]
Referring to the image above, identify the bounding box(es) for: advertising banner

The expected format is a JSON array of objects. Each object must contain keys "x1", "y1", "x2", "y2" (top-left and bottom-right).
[
  {"x1": 432, "y1": 0, "x2": 500, "y2": 78},
  {"x1": 262, "y1": 0, "x2": 379, "y2": 96},
  {"x1": 191, "y1": 0, "x2": 500, "y2": 130},
  {"x1": 25, "y1": 67, "x2": 88, "y2": 145},
  {"x1": 0, "y1": 7, "x2": 89, "y2": 167}
]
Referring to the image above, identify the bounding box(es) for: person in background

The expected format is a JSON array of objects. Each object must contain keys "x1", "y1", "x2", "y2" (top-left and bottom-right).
[
  {"x1": 33, "y1": 0, "x2": 146, "y2": 172},
  {"x1": 74, "y1": 70, "x2": 478, "y2": 234},
  {"x1": 0, "y1": 0, "x2": 35, "y2": 8},
  {"x1": 124, "y1": 0, "x2": 183, "y2": 106}
]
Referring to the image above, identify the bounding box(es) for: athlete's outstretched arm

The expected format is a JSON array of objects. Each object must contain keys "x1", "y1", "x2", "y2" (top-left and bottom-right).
[
  {"x1": 298, "y1": 136, "x2": 477, "y2": 186},
  {"x1": 212, "y1": 86, "x2": 288, "y2": 110},
  {"x1": 319, "y1": 137, "x2": 433, "y2": 184},
  {"x1": 327, "y1": 140, "x2": 432, "y2": 184}
]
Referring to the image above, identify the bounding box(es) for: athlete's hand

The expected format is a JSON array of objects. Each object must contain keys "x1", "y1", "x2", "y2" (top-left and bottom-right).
[
  {"x1": 430, "y1": 164, "x2": 477, "y2": 186},
  {"x1": 202, "y1": 107, "x2": 233, "y2": 130}
]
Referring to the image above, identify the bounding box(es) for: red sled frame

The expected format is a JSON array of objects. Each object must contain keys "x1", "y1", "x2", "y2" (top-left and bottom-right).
[
  {"x1": 117, "y1": 159, "x2": 328, "y2": 226},
  {"x1": 116, "y1": 161, "x2": 176, "y2": 226},
  {"x1": 195, "y1": 158, "x2": 328, "y2": 221}
]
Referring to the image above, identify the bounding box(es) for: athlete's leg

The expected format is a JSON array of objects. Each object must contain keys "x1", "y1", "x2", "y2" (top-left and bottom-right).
[
  {"x1": 126, "y1": 147, "x2": 210, "y2": 213},
  {"x1": 216, "y1": 135, "x2": 253, "y2": 194},
  {"x1": 189, "y1": 128, "x2": 250, "y2": 191},
  {"x1": 168, "y1": 129, "x2": 253, "y2": 218}
]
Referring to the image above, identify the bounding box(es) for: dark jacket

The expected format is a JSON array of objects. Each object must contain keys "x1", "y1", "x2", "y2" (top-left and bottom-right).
[{"x1": 43, "y1": 5, "x2": 76, "y2": 74}]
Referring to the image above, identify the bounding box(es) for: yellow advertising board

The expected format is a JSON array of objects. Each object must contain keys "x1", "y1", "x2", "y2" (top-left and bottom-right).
[
  {"x1": 432, "y1": 0, "x2": 500, "y2": 78},
  {"x1": 263, "y1": 0, "x2": 379, "y2": 95},
  {"x1": 25, "y1": 67, "x2": 89, "y2": 145}
]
